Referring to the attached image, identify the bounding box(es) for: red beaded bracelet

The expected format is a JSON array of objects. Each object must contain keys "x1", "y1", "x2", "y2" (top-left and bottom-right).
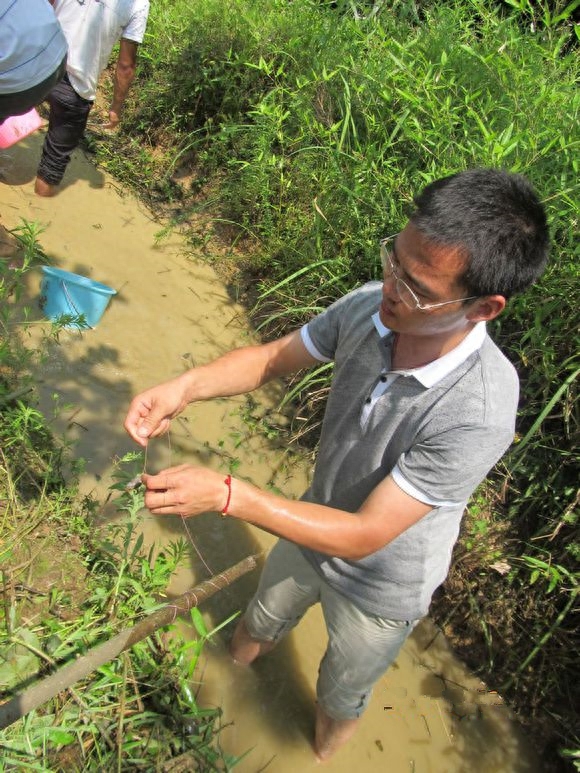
[{"x1": 221, "y1": 474, "x2": 232, "y2": 517}]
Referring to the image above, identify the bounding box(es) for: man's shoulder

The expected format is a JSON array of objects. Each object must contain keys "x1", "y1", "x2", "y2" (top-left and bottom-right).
[
  {"x1": 54, "y1": 0, "x2": 149, "y2": 22},
  {"x1": 323, "y1": 282, "x2": 382, "y2": 331},
  {"x1": 127, "y1": 0, "x2": 150, "y2": 20},
  {"x1": 479, "y1": 334, "x2": 519, "y2": 385},
  {"x1": 97, "y1": 0, "x2": 150, "y2": 28},
  {"x1": 344, "y1": 281, "x2": 383, "y2": 301},
  {"x1": 307, "y1": 282, "x2": 380, "y2": 328},
  {"x1": 115, "y1": 0, "x2": 149, "y2": 44},
  {"x1": 449, "y1": 335, "x2": 520, "y2": 425},
  {"x1": 130, "y1": 0, "x2": 150, "y2": 14},
  {"x1": 333, "y1": 281, "x2": 382, "y2": 316},
  {"x1": 112, "y1": 0, "x2": 150, "y2": 23},
  {"x1": 304, "y1": 282, "x2": 381, "y2": 358}
]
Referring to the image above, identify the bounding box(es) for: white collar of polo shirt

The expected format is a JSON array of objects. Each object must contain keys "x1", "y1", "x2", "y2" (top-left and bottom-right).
[{"x1": 371, "y1": 312, "x2": 487, "y2": 387}]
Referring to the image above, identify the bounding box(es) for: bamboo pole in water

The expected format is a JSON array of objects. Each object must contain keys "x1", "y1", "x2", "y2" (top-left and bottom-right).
[{"x1": 0, "y1": 554, "x2": 258, "y2": 730}]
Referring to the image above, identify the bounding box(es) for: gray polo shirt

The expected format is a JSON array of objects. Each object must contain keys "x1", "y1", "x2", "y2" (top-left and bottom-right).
[{"x1": 298, "y1": 282, "x2": 518, "y2": 620}]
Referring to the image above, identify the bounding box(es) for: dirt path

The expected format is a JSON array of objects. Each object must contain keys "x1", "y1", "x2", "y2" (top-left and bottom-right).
[{"x1": 1, "y1": 133, "x2": 540, "y2": 772}]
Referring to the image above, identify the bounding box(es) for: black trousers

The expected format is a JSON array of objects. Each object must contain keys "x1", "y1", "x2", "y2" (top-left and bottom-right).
[
  {"x1": 36, "y1": 74, "x2": 93, "y2": 186},
  {"x1": 0, "y1": 55, "x2": 67, "y2": 124}
]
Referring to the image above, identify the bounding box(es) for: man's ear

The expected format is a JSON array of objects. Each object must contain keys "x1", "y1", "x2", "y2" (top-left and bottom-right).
[{"x1": 466, "y1": 295, "x2": 506, "y2": 323}]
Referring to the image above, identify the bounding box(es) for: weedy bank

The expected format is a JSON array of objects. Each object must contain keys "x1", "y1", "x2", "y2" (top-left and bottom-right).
[
  {"x1": 92, "y1": 0, "x2": 579, "y2": 769},
  {"x1": 0, "y1": 233, "x2": 240, "y2": 770}
]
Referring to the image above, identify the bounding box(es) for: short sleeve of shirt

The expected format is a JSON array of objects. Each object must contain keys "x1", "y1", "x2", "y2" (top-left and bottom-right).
[
  {"x1": 394, "y1": 422, "x2": 515, "y2": 506},
  {"x1": 395, "y1": 346, "x2": 519, "y2": 505},
  {"x1": 301, "y1": 283, "x2": 382, "y2": 362},
  {"x1": 122, "y1": 0, "x2": 149, "y2": 43}
]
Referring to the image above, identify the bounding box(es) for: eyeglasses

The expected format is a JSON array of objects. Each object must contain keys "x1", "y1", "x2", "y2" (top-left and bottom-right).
[{"x1": 379, "y1": 236, "x2": 478, "y2": 311}]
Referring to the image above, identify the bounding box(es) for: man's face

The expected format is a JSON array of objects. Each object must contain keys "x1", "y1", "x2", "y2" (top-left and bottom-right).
[{"x1": 378, "y1": 222, "x2": 477, "y2": 337}]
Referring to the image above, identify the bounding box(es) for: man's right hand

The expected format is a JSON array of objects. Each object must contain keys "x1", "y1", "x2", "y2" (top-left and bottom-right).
[
  {"x1": 100, "y1": 110, "x2": 121, "y2": 131},
  {"x1": 124, "y1": 374, "x2": 191, "y2": 446}
]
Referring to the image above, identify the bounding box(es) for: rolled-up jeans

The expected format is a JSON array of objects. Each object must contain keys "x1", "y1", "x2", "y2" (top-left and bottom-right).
[
  {"x1": 243, "y1": 539, "x2": 418, "y2": 721},
  {"x1": 36, "y1": 74, "x2": 93, "y2": 186}
]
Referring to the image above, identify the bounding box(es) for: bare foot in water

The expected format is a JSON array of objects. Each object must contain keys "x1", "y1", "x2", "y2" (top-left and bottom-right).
[
  {"x1": 34, "y1": 176, "x2": 57, "y2": 197},
  {"x1": 314, "y1": 704, "x2": 359, "y2": 762}
]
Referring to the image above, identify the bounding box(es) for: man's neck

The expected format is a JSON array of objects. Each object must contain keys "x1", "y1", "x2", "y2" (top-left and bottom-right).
[{"x1": 391, "y1": 325, "x2": 476, "y2": 370}]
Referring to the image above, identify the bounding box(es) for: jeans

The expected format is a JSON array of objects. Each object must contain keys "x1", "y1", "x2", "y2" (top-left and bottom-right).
[
  {"x1": 36, "y1": 74, "x2": 93, "y2": 186},
  {"x1": 244, "y1": 538, "x2": 418, "y2": 721}
]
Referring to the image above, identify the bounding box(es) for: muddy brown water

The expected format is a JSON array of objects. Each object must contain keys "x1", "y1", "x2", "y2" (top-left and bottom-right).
[{"x1": 1, "y1": 134, "x2": 541, "y2": 772}]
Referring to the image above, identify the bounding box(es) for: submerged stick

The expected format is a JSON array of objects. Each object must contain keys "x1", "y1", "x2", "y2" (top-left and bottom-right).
[
  {"x1": 0, "y1": 554, "x2": 258, "y2": 730},
  {"x1": 0, "y1": 386, "x2": 33, "y2": 407}
]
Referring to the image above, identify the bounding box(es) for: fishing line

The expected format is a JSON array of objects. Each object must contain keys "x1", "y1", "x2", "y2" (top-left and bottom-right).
[
  {"x1": 135, "y1": 429, "x2": 248, "y2": 615},
  {"x1": 144, "y1": 431, "x2": 215, "y2": 578}
]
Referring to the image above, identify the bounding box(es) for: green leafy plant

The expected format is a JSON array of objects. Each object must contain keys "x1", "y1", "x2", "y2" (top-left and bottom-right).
[{"x1": 1, "y1": 453, "x2": 238, "y2": 770}]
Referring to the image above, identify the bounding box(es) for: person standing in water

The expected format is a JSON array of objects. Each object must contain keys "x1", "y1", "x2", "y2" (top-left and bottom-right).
[{"x1": 124, "y1": 168, "x2": 549, "y2": 761}]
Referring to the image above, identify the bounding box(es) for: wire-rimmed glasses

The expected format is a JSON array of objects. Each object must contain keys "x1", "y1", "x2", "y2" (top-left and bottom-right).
[{"x1": 379, "y1": 236, "x2": 478, "y2": 311}]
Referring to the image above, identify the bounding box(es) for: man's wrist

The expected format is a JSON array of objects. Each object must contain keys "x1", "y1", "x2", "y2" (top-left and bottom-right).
[
  {"x1": 179, "y1": 370, "x2": 201, "y2": 404},
  {"x1": 220, "y1": 474, "x2": 233, "y2": 517}
]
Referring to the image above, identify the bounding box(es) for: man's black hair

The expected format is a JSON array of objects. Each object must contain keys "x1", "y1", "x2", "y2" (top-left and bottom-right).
[{"x1": 410, "y1": 168, "x2": 549, "y2": 299}]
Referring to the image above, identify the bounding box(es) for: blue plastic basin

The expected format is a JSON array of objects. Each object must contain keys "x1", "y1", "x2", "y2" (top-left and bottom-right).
[{"x1": 39, "y1": 266, "x2": 116, "y2": 328}]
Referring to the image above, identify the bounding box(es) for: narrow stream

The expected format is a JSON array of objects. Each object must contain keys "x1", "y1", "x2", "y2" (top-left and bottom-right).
[{"x1": 1, "y1": 134, "x2": 541, "y2": 772}]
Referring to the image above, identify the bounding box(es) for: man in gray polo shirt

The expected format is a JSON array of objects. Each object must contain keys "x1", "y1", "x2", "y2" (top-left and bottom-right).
[{"x1": 124, "y1": 168, "x2": 549, "y2": 761}]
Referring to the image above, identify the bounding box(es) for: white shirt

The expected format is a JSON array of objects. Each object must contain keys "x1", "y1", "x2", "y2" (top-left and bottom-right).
[
  {"x1": 0, "y1": 0, "x2": 67, "y2": 94},
  {"x1": 53, "y1": 0, "x2": 149, "y2": 100}
]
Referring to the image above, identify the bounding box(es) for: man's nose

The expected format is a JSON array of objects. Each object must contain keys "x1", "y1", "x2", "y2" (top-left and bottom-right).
[{"x1": 382, "y1": 274, "x2": 400, "y2": 303}]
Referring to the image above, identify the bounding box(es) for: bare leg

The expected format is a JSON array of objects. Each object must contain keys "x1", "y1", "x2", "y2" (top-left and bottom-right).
[
  {"x1": 314, "y1": 703, "x2": 360, "y2": 762},
  {"x1": 229, "y1": 618, "x2": 276, "y2": 666}
]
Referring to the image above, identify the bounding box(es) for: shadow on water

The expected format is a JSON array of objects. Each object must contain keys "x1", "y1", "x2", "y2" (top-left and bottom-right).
[
  {"x1": 154, "y1": 510, "x2": 318, "y2": 750},
  {"x1": 130, "y1": 418, "x2": 320, "y2": 750},
  {"x1": 0, "y1": 132, "x2": 105, "y2": 190},
  {"x1": 408, "y1": 623, "x2": 541, "y2": 773}
]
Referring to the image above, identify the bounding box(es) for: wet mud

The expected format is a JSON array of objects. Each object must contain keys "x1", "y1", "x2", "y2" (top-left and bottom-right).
[{"x1": 0, "y1": 133, "x2": 541, "y2": 772}]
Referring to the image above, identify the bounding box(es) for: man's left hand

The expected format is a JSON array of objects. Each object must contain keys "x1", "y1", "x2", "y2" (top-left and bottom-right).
[
  {"x1": 101, "y1": 110, "x2": 121, "y2": 130},
  {"x1": 142, "y1": 465, "x2": 227, "y2": 518}
]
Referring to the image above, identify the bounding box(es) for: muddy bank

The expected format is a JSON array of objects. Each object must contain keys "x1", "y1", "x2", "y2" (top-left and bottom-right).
[{"x1": 0, "y1": 132, "x2": 541, "y2": 772}]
